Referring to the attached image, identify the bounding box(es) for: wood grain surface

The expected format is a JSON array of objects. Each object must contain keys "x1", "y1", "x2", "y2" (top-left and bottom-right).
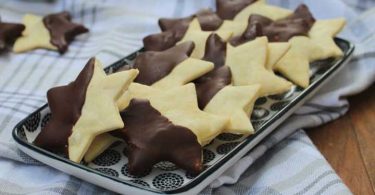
[{"x1": 307, "y1": 84, "x2": 375, "y2": 195}]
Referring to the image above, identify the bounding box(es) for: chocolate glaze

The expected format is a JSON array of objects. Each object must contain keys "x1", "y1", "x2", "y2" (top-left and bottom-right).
[
  {"x1": 158, "y1": 16, "x2": 193, "y2": 35},
  {"x1": 194, "y1": 34, "x2": 231, "y2": 109},
  {"x1": 143, "y1": 30, "x2": 180, "y2": 51},
  {"x1": 202, "y1": 33, "x2": 227, "y2": 68},
  {"x1": 216, "y1": 0, "x2": 257, "y2": 20},
  {"x1": 230, "y1": 4, "x2": 315, "y2": 45},
  {"x1": 248, "y1": 14, "x2": 273, "y2": 26},
  {"x1": 230, "y1": 21, "x2": 263, "y2": 46},
  {"x1": 282, "y1": 4, "x2": 315, "y2": 27},
  {"x1": 145, "y1": 9, "x2": 222, "y2": 51},
  {"x1": 134, "y1": 41, "x2": 194, "y2": 85},
  {"x1": 43, "y1": 11, "x2": 89, "y2": 54},
  {"x1": 114, "y1": 99, "x2": 202, "y2": 176},
  {"x1": 264, "y1": 4, "x2": 315, "y2": 42},
  {"x1": 0, "y1": 20, "x2": 25, "y2": 52},
  {"x1": 195, "y1": 66, "x2": 231, "y2": 109},
  {"x1": 159, "y1": 9, "x2": 222, "y2": 33},
  {"x1": 34, "y1": 58, "x2": 94, "y2": 156},
  {"x1": 196, "y1": 9, "x2": 223, "y2": 31}
]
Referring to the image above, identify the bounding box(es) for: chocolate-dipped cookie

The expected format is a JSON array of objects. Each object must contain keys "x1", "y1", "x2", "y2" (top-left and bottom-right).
[
  {"x1": 143, "y1": 30, "x2": 180, "y2": 51},
  {"x1": 229, "y1": 22, "x2": 263, "y2": 46},
  {"x1": 114, "y1": 99, "x2": 202, "y2": 176},
  {"x1": 134, "y1": 41, "x2": 194, "y2": 85},
  {"x1": 34, "y1": 58, "x2": 94, "y2": 155},
  {"x1": 260, "y1": 4, "x2": 315, "y2": 42},
  {"x1": 0, "y1": 19, "x2": 25, "y2": 52},
  {"x1": 144, "y1": 9, "x2": 223, "y2": 52},
  {"x1": 204, "y1": 85, "x2": 261, "y2": 135},
  {"x1": 192, "y1": 34, "x2": 262, "y2": 136},
  {"x1": 43, "y1": 12, "x2": 89, "y2": 53},
  {"x1": 34, "y1": 57, "x2": 138, "y2": 162},
  {"x1": 128, "y1": 83, "x2": 228, "y2": 145},
  {"x1": 132, "y1": 41, "x2": 215, "y2": 90},
  {"x1": 227, "y1": 37, "x2": 292, "y2": 96},
  {"x1": 13, "y1": 12, "x2": 88, "y2": 54},
  {"x1": 230, "y1": 4, "x2": 315, "y2": 45}
]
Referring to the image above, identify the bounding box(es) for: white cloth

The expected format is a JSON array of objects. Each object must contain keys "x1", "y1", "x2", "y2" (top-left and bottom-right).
[{"x1": 0, "y1": 0, "x2": 374, "y2": 194}]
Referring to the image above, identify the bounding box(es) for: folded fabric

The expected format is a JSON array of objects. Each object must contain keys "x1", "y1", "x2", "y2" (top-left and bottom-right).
[{"x1": 0, "y1": 0, "x2": 374, "y2": 194}]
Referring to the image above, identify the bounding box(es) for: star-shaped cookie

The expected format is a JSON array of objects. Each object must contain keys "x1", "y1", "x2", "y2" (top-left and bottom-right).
[
  {"x1": 14, "y1": 12, "x2": 88, "y2": 54},
  {"x1": 274, "y1": 36, "x2": 322, "y2": 88},
  {"x1": 129, "y1": 83, "x2": 228, "y2": 146},
  {"x1": 13, "y1": 14, "x2": 56, "y2": 52},
  {"x1": 204, "y1": 85, "x2": 260, "y2": 134},
  {"x1": 216, "y1": 4, "x2": 313, "y2": 42},
  {"x1": 134, "y1": 41, "x2": 195, "y2": 85},
  {"x1": 226, "y1": 37, "x2": 292, "y2": 96},
  {"x1": 274, "y1": 18, "x2": 345, "y2": 88},
  {"x1": 192, "y1": 33, "x2": 263, "y2": 135},
  {"x1": 114, "y1": 99, "x2": 203, "y2": 176},
  {"x1": 34, "y1": 57, "x2": 138, "y2": 163},
  {"x1": 229, "y1": 23, "x2": 292, "y2": 71},
  {"x1": 144, "y1": 9, "x2": 223, "y2": 52},
  {"x1": 308, "y1": 18, "x2": 346, "y2": 60},
  {"x1": 219, "y1": 18, "x2": 291, "y2": 72},
  {"x1": 0, "y1": 19, "x2": 25, "y2": 52},
  {"x1": 132, "y1": 41, "x2": 215, "y2": 90},
  {"x1": 178, "y1": 18, "x2": 232, "y2": 59}
]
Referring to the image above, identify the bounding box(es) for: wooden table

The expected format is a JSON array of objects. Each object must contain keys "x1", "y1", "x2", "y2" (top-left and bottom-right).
[{"x1": 307, "y1": 84, "x2": 375, "y2": 195}]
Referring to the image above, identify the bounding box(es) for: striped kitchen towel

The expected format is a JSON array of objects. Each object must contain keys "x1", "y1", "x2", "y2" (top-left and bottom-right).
[{"x1": 0, "y1": 0, "x2": 374, "y2": 194}]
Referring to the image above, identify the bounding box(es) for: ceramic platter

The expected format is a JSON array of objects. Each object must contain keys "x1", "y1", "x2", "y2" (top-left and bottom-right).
[{"x1": 13, "y1": 38, "x2": 354, "y2": 195}]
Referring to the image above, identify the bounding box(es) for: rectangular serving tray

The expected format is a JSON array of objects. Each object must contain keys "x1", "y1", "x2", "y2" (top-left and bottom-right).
[{"x1": 12, "y1": 38, "x2": 354, "y2": 195}]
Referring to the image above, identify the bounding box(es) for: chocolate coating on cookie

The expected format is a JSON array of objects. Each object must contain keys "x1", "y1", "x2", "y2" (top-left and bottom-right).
[
  {"x1": 202, "y1": 33, "x2": 227, "y2": 68},
  {"x1": 34, "y1": 58, "x2": 94, "y2": 155},
  {"x1": 282, "y1": 4, "x2": 315, "y2": 28},
  {"x1": 114, "y1": 99, "x2": 202, "y2": 176},
  {"x1": 196, "y1": 9, "x2": 223, "y2": 31},
  {"x1": 230, "y1": 4, "x2": 316, "y2": 45},
  {"x1": 145, "y1": 9, "x2": 222, "y2": 51},
  {"x1": 159, "y1": 9, "x2": 222, "y2": 32},
  {"x1": 134, "y1": 41, "x2": 194, "y2": 85},
  {"x1": 143, "y1": 30, "x2": 180, "y2": 51},
  {"x1": 43, "y1": 11, "x2": 88, "y2": 54},
  {"x1": 195, "y1": 66, "x2": 231, "y2": 109},
  {"x1": 216, "y1": 0, "x2": 257, "y2": 20},
  {"x1": 264, "y1": 4, "x2": 315, "y2": 42},
  {"x1": 0, "y1": 20, "x2": 25, "y2": 52},
  {"x1": 158, "y1": 15, "x2": 193, "y2": 35},
  {"x1": 230, "y1": 21, "x2": 263, "y2": 46},
  {"x1": 194, "y1": 34, "x2": 231, "y2": 109}
]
